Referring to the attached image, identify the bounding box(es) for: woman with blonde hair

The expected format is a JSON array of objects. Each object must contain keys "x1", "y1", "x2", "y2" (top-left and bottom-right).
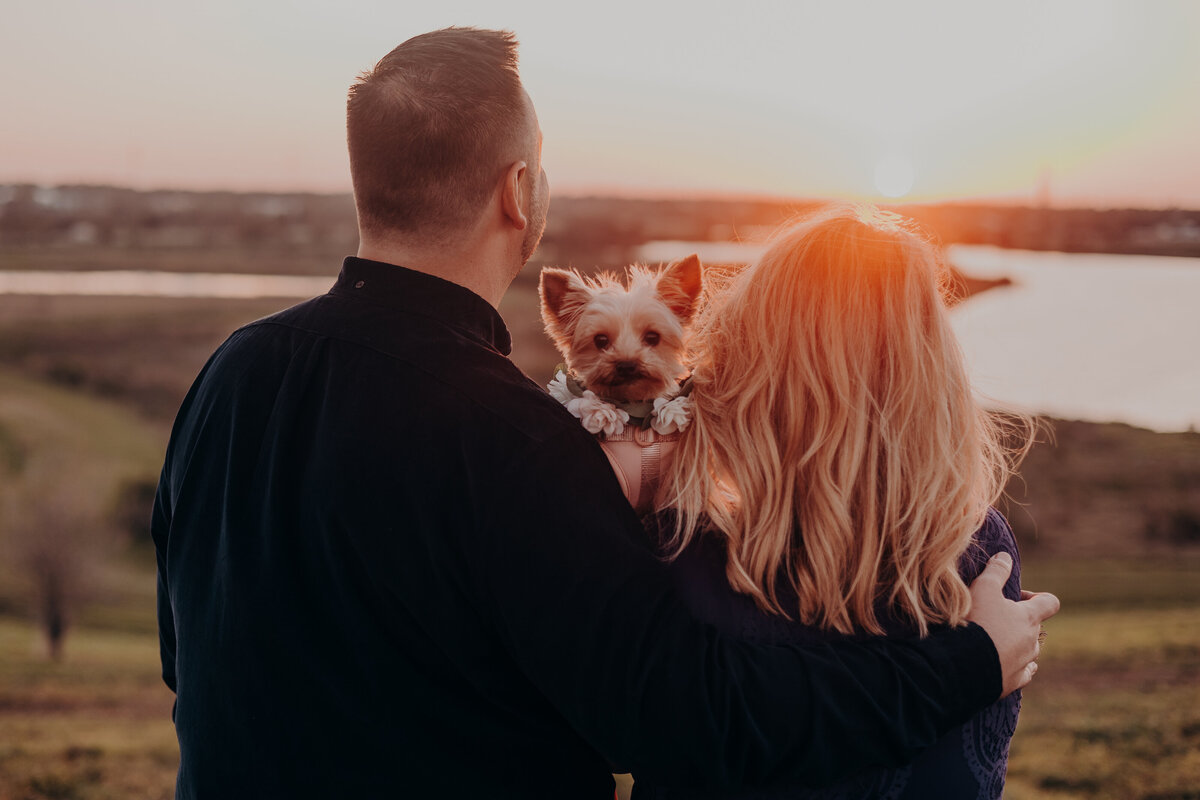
[{"x1": 634, "y1": 203, "x2": 1031, "y2": 799}]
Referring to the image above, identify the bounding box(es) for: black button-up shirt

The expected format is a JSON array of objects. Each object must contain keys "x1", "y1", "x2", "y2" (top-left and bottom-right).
[{"x1": 153, "y1": 257, "x2": 1000, "y2": 799}]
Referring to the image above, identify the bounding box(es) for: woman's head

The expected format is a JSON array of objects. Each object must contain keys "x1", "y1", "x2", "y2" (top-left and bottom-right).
[{"x1": 662, "y1": 203, "x2": 1026, "y2": 636}]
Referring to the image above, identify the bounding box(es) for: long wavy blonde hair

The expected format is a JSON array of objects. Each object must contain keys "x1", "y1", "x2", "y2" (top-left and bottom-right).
[{"x1": 659, "y1": 203, "x2": 1029, "y2": 636}]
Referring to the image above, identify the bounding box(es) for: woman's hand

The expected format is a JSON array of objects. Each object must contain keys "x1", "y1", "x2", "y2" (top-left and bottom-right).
[{"x1": 966, "y1": 551, "x2": 1060, "y2": 698}]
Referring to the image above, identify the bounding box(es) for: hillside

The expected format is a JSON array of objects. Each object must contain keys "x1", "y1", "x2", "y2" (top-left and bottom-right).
[
  {"x1": 0, "y1": 367, "x2": 165, "y2": 629},
  {"x1": 1003, "y1": 419, "x2": 1200, "y2": 559}
]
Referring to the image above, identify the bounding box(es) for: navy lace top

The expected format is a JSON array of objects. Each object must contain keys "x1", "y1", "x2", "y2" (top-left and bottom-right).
[{"x1": 633, "y1": 508, "x2": 1022, "y2": 800}]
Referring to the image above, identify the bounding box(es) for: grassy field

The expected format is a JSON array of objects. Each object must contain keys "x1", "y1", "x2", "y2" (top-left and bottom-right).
[
  {"x1": 0, "y1": 618, "x2": 178, "y2": 800},
  {"x1": 1006, "y1": 609, "x2": 1200, "y2": 799},
  {"x1": 1, "y1": 559, "x2": 1198, "y2": 800}
]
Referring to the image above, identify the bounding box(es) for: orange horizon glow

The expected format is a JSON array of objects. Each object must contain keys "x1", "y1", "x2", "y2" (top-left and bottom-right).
[{"x1": 1, "y1": 1, "x2": 1198, "y2": 209}]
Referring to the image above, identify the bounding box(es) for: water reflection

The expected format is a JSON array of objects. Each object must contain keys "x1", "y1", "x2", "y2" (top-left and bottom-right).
[{"x1": 0, "y1": 270, "x2": 333, "y2": 298}]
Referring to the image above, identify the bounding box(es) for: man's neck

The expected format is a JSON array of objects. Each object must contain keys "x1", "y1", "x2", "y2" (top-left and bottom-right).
[{"x1": 357, "y1": 231, "x2": 518, "y2": 310}]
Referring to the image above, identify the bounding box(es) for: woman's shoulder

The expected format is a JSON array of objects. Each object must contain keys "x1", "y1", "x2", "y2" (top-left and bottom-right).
[{"x1": 957, "y1": 508, "x2": 1021, "y2": 601}]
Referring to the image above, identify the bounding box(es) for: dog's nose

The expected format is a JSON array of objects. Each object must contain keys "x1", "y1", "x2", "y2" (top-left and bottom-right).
[{"x1": 614, "y1": 361, "x2": 639, "y2": 378}]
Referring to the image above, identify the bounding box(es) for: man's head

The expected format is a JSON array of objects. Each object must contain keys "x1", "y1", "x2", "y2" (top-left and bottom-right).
[{"x1": 347, "y1": 27, "x2": 546, "y2": 258}]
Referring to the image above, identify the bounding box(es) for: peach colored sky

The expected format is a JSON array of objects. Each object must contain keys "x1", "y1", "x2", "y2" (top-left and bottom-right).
[{"x1": 2, "y1": 0, "x2": 1198, "y2": 207}]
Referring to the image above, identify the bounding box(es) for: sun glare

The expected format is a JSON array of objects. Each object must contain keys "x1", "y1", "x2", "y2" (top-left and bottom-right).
[{"x1": 874, "y1": 156, "x2": 916, "y2": 198}]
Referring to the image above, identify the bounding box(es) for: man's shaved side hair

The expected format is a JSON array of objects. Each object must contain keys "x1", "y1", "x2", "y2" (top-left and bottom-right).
[{"x1": 347, "y1": 27, "x2": 526, "y2": 239}]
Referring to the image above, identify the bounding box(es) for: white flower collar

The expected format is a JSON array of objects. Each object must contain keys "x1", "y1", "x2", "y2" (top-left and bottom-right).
[{"x1": 547, "y1": 368, "x2": 693, "y2": 437}]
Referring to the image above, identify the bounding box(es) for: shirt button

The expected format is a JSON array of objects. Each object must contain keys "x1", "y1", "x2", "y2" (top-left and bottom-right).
[{"x1": 355, "y1": 280, "x2": 365, "y2": 288}]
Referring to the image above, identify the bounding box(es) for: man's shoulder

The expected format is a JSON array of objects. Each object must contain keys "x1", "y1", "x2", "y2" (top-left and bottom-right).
[
  {"x1": 425, "y1": 355, "x2": 589, "y2": 447},
  {"x1": 224, "y1": 293, "x2": 586, "y2": 447}
]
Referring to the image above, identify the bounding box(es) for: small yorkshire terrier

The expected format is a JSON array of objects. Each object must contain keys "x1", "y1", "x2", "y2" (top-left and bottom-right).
[
  {"x1": 539, "y1": 254, "x2": 702, "y2": 405},
  {"x1": 539, "y1": 255, "x2": 703, "y2": 514}
]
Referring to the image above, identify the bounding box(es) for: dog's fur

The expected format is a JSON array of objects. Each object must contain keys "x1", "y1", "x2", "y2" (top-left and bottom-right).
[{"x1": 539, "y1": 255, "x2": 703, "y2": 403}]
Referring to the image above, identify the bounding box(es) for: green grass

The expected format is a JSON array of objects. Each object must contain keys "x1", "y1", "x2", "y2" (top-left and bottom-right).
[
  {"x1": 0, "y1": 618, "x2": 178, "y2": 800},
  {"x1": 2, "y1": 569, "x2": 1197, "y2": 800},
  {"x1": 0, "y1": 294, "x2": 290, "y2": 424},
  {"x1": 1022, "y1": 557, "x2": 1200, "y2": 610},
  {"x1": 0, "y1": 368, "x2": 166, "y2": 622},
  {"x1": 0, "y1": 368, "x2": 164, "y2": 472},
  {"x1": 985, "y1": 557, "x2": 1200, "y2": 799},
  {"x1": 0, "y1": 366, "x2": 177, "y2": 799},
  {"x1": 1005, "y1": 605, "x2": 1200, "y2": 800}
]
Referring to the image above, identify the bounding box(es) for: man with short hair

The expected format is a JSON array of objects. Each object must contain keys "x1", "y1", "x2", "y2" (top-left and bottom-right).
[{"x1": 152, "y1": 26, "x2": 1057, "y2": 799}]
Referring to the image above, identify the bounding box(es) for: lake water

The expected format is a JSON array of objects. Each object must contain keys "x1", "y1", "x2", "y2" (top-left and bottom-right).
[
  {"x1": 3, "y1": 246, "x2": 1198, "y2": 432},
  {"x1": 0, "y1": 270, "x2": 333, "y2": 299},
  {"x1": 945, "y1": 245, "x2": 1199, "y2": 434}
]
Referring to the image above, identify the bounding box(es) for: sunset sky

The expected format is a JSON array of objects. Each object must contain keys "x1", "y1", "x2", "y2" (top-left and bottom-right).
[{"x1": 3, "y1": 0, "x2": 1198, "y2": 207}]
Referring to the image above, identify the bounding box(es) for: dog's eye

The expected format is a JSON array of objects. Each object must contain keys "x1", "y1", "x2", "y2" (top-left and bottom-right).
[
  {"x1": 593, "y1": 334, "x2": 610, "y2": 350},
  {"x1": 643, "y1": 331, "x2": 660, "y2": 347}
]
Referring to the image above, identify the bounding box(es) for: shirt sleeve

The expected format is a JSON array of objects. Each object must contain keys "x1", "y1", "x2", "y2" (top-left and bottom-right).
[
  {"x1": 150, "y1": 344, "x2": 225, "y2": 704},
  {"x1": 476, "y1": 429, "x2": 1002, "y2": 791},
  {"x1": 151, "y1": 464, "x2": 178, "y2": 700}
]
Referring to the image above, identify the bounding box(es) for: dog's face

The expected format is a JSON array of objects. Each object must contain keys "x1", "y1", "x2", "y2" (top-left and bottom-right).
[{"x1": 539, "y1": 255, "x2": 702, "y2": 402}]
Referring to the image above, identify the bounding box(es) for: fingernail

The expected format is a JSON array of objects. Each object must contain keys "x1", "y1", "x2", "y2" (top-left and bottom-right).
[{"x1": 991, "y1": 552, "x2": 1012, "y2": 565}]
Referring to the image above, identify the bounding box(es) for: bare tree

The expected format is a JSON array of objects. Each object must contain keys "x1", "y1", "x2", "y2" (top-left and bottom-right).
[{"x1": 1, "y1": 461, "x2": 112, "y2": 660}]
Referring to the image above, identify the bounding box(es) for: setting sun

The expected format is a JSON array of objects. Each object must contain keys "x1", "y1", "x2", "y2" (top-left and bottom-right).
[{"x1": 874, "y1": 156, "x2": 916, "y2": 199}]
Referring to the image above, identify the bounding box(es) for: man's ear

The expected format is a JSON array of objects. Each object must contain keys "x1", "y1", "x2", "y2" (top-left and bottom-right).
[{"x1": 501, "y1": 160, "x2": 529, "y2": 231}]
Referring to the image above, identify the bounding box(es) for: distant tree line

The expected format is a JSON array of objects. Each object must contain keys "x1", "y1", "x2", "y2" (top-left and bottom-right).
[
  {"x1": 0, "y1": 184, "x2": 359, "y2": 251},
  {"x1": 2, "y1": 183, "x2": 1199, "y2": 259},
  {"x1": 898, "y1": 203, "x2": 1200, "y2": 258}
]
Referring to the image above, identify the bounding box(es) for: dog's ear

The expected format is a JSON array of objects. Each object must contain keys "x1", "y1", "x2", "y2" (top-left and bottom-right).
[
  {"x1": 539, "y1": 268, "x2": 591, "y2": 346},
  {"x1": 655, "y1": 254, "x2": 703, "y2": 323},
  {"x1": 539, "y1": 268, "x2": 589, "y2": 322}
]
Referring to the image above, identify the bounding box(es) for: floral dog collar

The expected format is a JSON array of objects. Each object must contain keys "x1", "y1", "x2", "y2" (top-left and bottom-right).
[{"x1": 547, "y1": 369, "x2": 693, "y2": 437}]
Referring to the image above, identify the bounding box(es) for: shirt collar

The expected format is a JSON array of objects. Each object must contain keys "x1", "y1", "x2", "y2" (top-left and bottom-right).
[{"x1": 329, "y1": 257, "x2": 513, "y2": 355}]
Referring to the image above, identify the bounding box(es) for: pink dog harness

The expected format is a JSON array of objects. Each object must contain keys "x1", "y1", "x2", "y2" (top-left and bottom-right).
[
  {"x1": 547, "y1": 369, "x2": 692, "y2": 516},
  {"x1": 599, "y1": 427, "x2": 680, "y2": 516}
]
